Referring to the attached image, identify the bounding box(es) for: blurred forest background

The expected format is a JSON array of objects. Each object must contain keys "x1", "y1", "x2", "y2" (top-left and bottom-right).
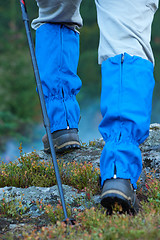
[{"x1": 0, "y1": 0, "x2": 160, "y2": 158}]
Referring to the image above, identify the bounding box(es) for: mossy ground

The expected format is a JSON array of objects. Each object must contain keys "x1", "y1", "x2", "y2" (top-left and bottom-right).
[{"x1": 0, "y1": 148, "x2": 159, "y2": 239}]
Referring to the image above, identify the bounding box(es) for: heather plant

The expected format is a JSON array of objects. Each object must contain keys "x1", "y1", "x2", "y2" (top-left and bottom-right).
[
  {"x1": 36, "y1": 189, "x2": 95, "y2": 224},
  {"x1": 25, "y1": 167, "x2": 160, "y2": 239},
  {"x1": 64, "y1": 161, "x2": 100, "y2": 194},
  {"x1": 0, "y1": 150, "x2": 57, "y2": 188},
  {"x1": 0, "y1": 191, "x2": 28, "y2": 218},
  {"x1": 22, "y1": 200, "x2": 160, "y2": 240},
  {"x1": 144, "y1": 173, "x2": 160, "y2": 212},
  {"x1": 36, "y1": 200, "x2": 72, "y2": 224},
  {"x1": 0, "y1": 146, "x2": 159, "y2": 239},
  {"x1": 0, "y1": 147, "x2": 100, "y2": 194}
]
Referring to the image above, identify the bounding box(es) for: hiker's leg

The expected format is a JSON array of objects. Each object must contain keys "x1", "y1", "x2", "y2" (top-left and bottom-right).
[
  {"x1": 32, "y1": 0, "x2": 82, "y2": 133},
  {"x1": 99, "y1": 54, "x2": 155, "y2": 189},
  {"x1": 32, "y1": 0, "x2": 83, "y2": 30},
  {"x1": 95, "y1": 0, "x2": 158, "y2": 188},
  {"x1": 95, "y1": 0, "x2": 158, "y2": 64}
]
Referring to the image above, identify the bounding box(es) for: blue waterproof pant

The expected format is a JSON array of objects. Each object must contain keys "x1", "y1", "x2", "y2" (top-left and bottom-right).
[
  {"x1": 35, "y1": 24, "x2": 82, "y2": 133},
  {"x1": 99, "y1": 53, "x2": 155, "y2": 188},
  {"x1": 34, "y1": 0, "x2": 157, "y2": 188}
]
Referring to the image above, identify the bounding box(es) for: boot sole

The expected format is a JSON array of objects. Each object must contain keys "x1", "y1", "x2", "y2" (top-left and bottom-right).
[
  {"x1": 101, "y1": 192, "x2": 136, "y2": 214},
  {"x1": 44, "y1": 141, "x2": 81, "y2": 153},
  {"x1": 43, "y1": 130, "x2": 81, "y2": 153}
]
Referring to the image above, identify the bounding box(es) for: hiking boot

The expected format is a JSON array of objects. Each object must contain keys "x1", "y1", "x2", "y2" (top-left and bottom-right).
[
  {"x1": 42, "y1": 128, "x2": 81, "y2": 153},
  {"x1": 100, "y1": 178, "x2": 139, "y2": 214}
]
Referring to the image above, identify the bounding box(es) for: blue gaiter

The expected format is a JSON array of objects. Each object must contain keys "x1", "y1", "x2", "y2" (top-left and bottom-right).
[
  {"x1": 35, "y1": 23, "x2": 82, "y2": 133},
  {"x1": 99, "y1": 53, "x2": 155, "y2": 189}
]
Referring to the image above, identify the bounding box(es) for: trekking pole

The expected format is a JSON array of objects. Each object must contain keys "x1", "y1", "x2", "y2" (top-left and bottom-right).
[{"x1": 19, "y1": 0, "x2": 75, "y2": 225}]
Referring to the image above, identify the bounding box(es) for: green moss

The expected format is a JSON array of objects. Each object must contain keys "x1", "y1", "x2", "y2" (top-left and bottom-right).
[{"x1": 0, "y1": 147, "x2": 159, "y2": 239}]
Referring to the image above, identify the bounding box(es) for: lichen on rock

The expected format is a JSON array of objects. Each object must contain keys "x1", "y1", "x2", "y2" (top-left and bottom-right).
[{"x1": 0, "y1": 124, "x2": 159, "y2": 229}]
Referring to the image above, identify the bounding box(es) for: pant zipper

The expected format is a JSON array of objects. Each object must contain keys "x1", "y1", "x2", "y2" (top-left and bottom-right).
[
  {"x1": 121, "y1": 53, "x2": 124, "y2": 64},
  {"x1": 62, "y1": 88, "x2": 69, "y2": 129},
  {"x1": 114, "y1": 54, "x2": 124, "y2": 178},
  {"x1": 59, "y1": 26, "x2": 69, "y2": 129},
  {"x1": 119, "y1": 53, "x2": 124, "y2": 136}
]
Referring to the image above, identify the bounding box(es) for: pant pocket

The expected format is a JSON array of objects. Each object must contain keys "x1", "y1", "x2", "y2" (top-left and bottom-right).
[{"x1": 146, "y1": 0, "x2": 159, "y2": 13}]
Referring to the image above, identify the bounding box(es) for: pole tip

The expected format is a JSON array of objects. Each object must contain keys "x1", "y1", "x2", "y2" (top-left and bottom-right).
[{"x1": 62, "y1": 217, "x2": 76, "y2": 225}]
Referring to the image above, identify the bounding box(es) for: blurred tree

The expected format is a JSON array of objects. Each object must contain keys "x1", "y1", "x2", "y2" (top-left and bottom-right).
[
  {"x1": 10, "y1": 0, "x2": 17, "y2": 31},
  {"x1": 0, "y1": 0, "x2": 39, "y2": 141},
  {"x1": 80, "y1": 0, "x2": 97, "y2": 25}
]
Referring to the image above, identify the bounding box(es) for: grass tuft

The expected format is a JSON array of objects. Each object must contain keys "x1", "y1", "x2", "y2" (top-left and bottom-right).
[
  {"x1": 0, "y1": 145, "x2": 100, "y2": 193},
  {"x1": 0, "y1": 145, "x2": 159, "y2": 239}
]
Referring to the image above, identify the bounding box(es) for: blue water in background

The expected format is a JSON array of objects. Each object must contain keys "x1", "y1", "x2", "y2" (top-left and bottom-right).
[{"x1": 0, "y1": 99, "x2": 102, "y2": 163}]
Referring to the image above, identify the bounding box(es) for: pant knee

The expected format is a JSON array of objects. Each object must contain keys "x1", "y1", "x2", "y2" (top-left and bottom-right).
[{"x1": 32, "y1": 0, "x2": 83, "y2": 30}]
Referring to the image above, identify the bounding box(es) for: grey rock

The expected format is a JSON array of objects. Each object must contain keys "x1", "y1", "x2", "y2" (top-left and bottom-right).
[
  {"x1": 37, "y1": 123, "x2": 160, "y2": 177},
  {"x1": 9, "y1": 223, "x2": 25, "y2": 230},
  {"x1": 92, "y1": 195, "x2": 101, "y2": 205},
  {"x1": 0, "y1": 124, "x2": 159, "y2": 218},
  {"x1": 140, "y1": 123, "x2": 160, "y2": 179},
  {"x1": 0, "y1": 185, "x2": 86, "y2": 218}
]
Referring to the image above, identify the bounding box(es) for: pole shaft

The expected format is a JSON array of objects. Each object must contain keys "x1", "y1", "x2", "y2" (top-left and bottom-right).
[{"x1": 19, "y1": 0, "x2": 68, "y2": 220}]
